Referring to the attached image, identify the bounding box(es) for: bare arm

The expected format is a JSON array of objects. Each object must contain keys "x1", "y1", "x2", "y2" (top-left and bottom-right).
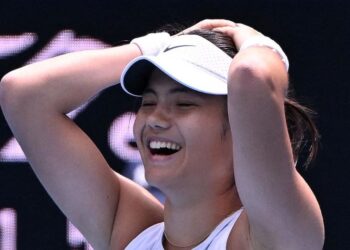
[
  {"x1": 184, "y1": 19, "x2": 323, "y2": 248},
  {"x1": 0, "y1": 45, "x2": 163, "y2": 249},
  {"x1": 220, "y1": 25, "x2": 324, "y2": 249}
]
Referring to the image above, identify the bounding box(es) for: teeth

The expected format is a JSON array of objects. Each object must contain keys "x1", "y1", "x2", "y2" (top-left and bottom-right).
[{"x1": 149, "y1": 141, "x2": 181, "y2": 150}]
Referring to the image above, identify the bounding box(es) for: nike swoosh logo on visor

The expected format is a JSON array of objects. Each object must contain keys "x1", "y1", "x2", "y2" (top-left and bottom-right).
[{"x1": 164, "y1": 44, "x2": 195, "y2": 52}]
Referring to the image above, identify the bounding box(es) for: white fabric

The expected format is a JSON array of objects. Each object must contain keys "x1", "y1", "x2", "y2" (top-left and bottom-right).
[
  {"x1": 131, "y1": 32, "x2": 171, "y2": 56},
  {"x1": 125, "y1": 208, "x2": 243, "y2": 250},
  {"x1": 240, "y1": 35, "x2": 289, "y2": 71},
  {"x1": 121, "y1": 35, "x2": 232, "y2": 97}
]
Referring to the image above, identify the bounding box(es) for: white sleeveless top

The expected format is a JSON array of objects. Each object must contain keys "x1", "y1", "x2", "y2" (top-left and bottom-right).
[{"x1": 125, "y1": 208, "x2": 243, "y2": 250}]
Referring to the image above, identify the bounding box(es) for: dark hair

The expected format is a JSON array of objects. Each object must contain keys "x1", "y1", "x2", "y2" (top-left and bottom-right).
[{"x1": 184, "y1": 29, "x2": 319, "y2": 169}]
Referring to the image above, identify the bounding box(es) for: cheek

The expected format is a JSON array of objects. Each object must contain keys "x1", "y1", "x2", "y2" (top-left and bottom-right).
[
  {"x1": 133, "y1": 114, "x2": 143, "y2": 145},
  {"x1": 184, "y1": 119, "x2": 223, "y2": 153},
  {"x1": 186, "y1": 116, "x2": 232, "y2": 158}
]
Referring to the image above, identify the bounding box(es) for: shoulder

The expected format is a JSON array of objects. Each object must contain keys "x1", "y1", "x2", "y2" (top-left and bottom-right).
[
  {"x1": 227, "y1": 209, "x2": 253, "y2": 250},
  {"x1": 110, "y1": 174, "x2": 164, "y2": 249}
]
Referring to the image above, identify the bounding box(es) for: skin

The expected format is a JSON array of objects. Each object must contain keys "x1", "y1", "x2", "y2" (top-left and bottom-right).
[
  {"x1": 134, "y1": 69, "x2": 242, "y2": 248},
  {"x1": 0, "y1": 19, "x2": 324, "y2": 249},
  {"x1": 135, "y1": 70, "x2": 234, "y2": 195}
]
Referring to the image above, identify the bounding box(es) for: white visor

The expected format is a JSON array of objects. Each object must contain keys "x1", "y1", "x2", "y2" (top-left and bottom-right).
[{"x1": 120, "y1": 35, "x2": 232, "y2": 97}]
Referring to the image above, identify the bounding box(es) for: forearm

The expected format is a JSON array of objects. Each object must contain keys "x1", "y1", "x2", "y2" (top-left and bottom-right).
[{"x1": 0, "y1": 44, "x2": 141, "y2": 114}]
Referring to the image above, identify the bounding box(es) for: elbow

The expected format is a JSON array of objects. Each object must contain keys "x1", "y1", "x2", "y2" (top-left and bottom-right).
[
  {"x1": 0, "y1": 71, "x2": 33, "y2": 115},
  {"x1": 0, "y1": 72, "x2": 18, "y2": 111},
  {"x1": 227, "y1": 55, "x2": 288, "y2": 99}
]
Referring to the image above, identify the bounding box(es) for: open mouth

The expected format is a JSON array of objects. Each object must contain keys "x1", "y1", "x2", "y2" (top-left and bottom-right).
[{"x1": 148, "y1": 141, "x2": 182, "y2": 156}]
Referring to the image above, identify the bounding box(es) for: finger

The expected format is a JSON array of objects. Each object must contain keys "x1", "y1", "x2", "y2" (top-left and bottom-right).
[
  {"x1": 212, "y1": 26, "x2": 238, "y2": 37},
  {"x1": 235, "y1": 23, "x2": 263, "y2": 35},
  {"x1": 182, "y1": 19, "x2": 237, "y2": 34},
  {"x1": 197, "y1": 19, "x2": 237, "y2": 30},
  {"x1": 214, "y1": 25, "x2": 262, "y2": 37}
]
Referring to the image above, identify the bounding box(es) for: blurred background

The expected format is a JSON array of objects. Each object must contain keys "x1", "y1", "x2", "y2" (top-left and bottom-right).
[{"x1": 0, "y1": 0, "x2": 349, "y2": 249}]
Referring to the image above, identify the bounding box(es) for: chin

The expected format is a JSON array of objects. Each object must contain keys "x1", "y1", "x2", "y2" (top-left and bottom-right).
[{"x1": 143, "y1": 167, "x2": 179, "y2": 193}]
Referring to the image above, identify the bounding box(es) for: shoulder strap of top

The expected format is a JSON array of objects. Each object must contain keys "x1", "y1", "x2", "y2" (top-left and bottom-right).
[
  {"x1": 194, "y1": 208, "x2": 244, "y2": 250},
  {"x1": 126, "y1": 208, "x2": 244, "y2": 250},
  {"x1": 125, "y1": 222, "x2": 165, "y2": 250}
]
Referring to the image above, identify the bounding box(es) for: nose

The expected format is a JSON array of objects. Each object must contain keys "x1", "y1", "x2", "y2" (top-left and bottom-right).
[{"x1": 146, "y1": 106, "x2": 171, "y2": 131}]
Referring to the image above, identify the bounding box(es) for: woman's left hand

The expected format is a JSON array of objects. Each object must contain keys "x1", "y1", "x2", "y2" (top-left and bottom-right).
[
  {"x1": 212, "y1": 22, "x2": 263, "y2": 50},
  {"x1": 181, "y1": 19, "x2": 264, "y2": 51}
]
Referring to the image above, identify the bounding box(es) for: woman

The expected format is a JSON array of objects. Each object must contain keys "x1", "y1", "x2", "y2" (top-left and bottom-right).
[{"x1": 0, "y1": 19, "x2": 324, "y2": 249}]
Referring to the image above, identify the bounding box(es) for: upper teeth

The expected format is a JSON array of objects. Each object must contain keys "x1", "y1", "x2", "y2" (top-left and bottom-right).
[{"x1": 149, "y1": 141, "x2": 181, "y2": 150}]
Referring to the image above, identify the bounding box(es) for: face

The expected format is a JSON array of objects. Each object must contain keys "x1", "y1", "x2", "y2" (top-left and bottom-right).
[{"x1": 133, "y1": 69, "x2": 234, "y2": 194}]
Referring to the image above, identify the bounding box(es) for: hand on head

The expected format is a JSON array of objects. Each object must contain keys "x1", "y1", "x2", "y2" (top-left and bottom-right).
[
  {"x1": 181, "y1": 19, "x2": 263, "y2": 50},
  {"x1": 180, "y1": 19, "x2": 289, "y2": 71}
]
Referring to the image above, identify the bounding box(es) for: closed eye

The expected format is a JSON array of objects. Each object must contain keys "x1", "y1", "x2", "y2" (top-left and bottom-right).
[
  {"x1": 177, "y1": 103, "x2": 194, "y2": 106},
  {"x1": 141, "y1": 102, "x2": 156, "y2": 107},
  {"x1": 176, "y1": 102, "x2": 197, "y2": 108}
]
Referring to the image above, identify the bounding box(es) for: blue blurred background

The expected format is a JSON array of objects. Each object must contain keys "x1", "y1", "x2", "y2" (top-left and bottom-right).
[{"x1": 0, "y1": 1, "x2": 349, "y2": 249}]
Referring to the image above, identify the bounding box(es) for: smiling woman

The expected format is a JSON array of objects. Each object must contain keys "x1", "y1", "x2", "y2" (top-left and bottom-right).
[
  {"x1": 0, "y1": 19, "x2": 324, "y2": 249},
  {"x1": 133, "y1": 70, "x2": 234, "y2": 197}
]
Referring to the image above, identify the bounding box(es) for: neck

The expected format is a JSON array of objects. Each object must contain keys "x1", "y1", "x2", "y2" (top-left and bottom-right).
[
  {"x1": 163, "y1": 187, "x2": 241, "y2": 249},
  {"x1": 164, "y1": 230, "x2": 211, "y2": 249}
]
